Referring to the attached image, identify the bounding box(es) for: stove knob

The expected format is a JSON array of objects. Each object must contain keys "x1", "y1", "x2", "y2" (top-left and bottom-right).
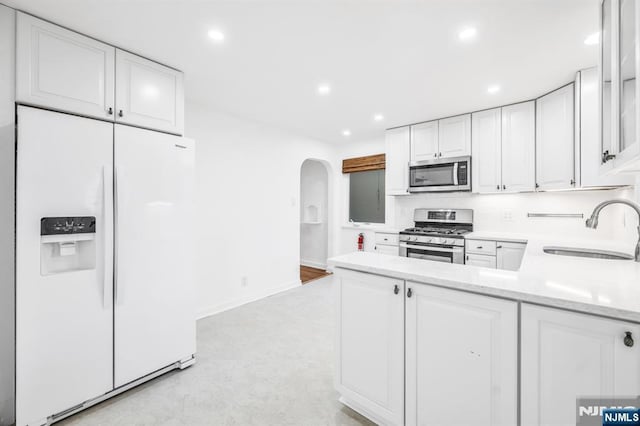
[
  {"x1": 425, "y1": 238, "x2": 433, "y2": 244},
  {"x1": 412, "y1": 236, "x2": 419, "y2": 242}
]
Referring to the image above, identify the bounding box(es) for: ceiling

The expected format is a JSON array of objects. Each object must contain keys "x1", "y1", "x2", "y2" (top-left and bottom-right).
[{"x1": 5, "y1": 0, "x2": 599, "y2": 144}]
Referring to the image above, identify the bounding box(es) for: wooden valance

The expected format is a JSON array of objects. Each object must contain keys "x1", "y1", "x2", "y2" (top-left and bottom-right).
[{"x1": 342, "y1": 154, "x2": 386, "y2": 173}]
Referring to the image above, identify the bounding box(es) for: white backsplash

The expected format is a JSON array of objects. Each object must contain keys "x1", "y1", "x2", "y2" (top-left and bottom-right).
[{"x1": 390, "y1": 187, "x2": 638, "y2": 245}]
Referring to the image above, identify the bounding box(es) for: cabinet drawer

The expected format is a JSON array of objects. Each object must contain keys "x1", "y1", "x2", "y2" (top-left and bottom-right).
[
  {"x1": 465, "y1": 253, "x2": 497, "y2": 269},
  {"x1": 465, "y1": 239, "x2": 497, "y2": 255},
  {"x1": 375, "y1": 232, "x2": 399, "y2": 246}
]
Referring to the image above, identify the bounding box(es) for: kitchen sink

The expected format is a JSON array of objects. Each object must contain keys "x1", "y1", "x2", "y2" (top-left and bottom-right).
[{"x1": 543, "y1": 246, "x2": 634, "y2": 260}]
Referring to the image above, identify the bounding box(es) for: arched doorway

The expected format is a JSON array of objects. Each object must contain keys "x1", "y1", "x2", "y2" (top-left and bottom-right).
[{"x1": 299, "y1": 159, "x2": 331, "y2": 284}]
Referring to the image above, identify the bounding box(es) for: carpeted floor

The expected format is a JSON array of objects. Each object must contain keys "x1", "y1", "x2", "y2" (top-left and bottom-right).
[{"x1": 59, "y1": 276, "x2": 374, "y2": 426}]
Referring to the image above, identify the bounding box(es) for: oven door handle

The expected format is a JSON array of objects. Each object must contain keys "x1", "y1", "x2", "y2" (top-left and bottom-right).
[
  {"x1": 453, "y1": 162, "x2": 459, "y2": 186},
  {"x1": 400, "y1": 242, "x2": 463, "y2": 253}
]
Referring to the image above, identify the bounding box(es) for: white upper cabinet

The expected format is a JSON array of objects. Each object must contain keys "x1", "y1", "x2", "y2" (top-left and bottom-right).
[
  {"x1": 472, "y1": 103, "x2": 535, "y2": 194},
  {"x1": 385, "y1": 127, "x2": 410, "y2": 195},
  {"x1": 335, "y1": 270, "x2": 405, "y2": 426},
  {"x1": 501, "y1": 101, "x2": 536, "y2": 192},
  {"x1": 115, "y1": 50, "x2": 185, "y2": 135},
  {"x1": 16, "y1": 12, "x2": 115, "y2": 120},
  {"x1": 410, "y1": 120, "x2": 439, "y2": 162},
  {"x1": 472, "y1": 108, "x2": 502, "y2": 193},
  {"x1": 438, "y1": 114, "x2": 471, "y2": 158},
  {"x1": 410, "y1": 115, "x2": 470, "y2": 163},
  {"x1": 521, "y1": 304, "x2": 640, "y2": 426},
  {"x1": 600, "y1": 0, "x2": 640, "y2": 173},
  {"x1": 579, "y1": 68, "x2": 634, "y2": 187},
  {"x1": 405, "y1": 284, "x2": 517, "y2": 426},
  {"x1": 536, "y1": 84, "x2": 576, "y2": 191}
]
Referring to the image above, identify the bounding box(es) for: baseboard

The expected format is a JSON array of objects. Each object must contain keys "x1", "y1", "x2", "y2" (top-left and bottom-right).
[
  {"x1": 196, "y1": 279, "x2": 302, "y2": 320},
  {"x1": 300, "y1": 259, "x2": 327, "y2": 270}
]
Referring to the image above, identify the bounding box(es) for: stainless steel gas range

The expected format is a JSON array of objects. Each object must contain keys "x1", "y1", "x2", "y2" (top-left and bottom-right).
[{"x1": 399, "y1": 208, "x2": 473, "y2": 264}]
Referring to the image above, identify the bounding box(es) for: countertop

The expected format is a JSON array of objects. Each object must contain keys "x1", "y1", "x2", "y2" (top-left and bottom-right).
[{"x1": 328, "y1": 234, "x2": 640, "y2": 322}]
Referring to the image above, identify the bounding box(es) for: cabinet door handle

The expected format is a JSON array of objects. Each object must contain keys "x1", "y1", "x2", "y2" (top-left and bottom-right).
[
  {"x1": 118, "y1": 109, "x2": 124, "y2": 118},
  {"x1": 433, "y1": 153, "x2": 437, "y2": 158},
  {"x1": 394, "y1": 285, "x2": 400, "y2": 295},
  {"x1": 496, "y1": 185, "x2": 500, "y2": 190},
  {"x1": 535, "y1": 183, "x2": 540, "y2": 189},
  {"x1": 477, "y1": 246, "x2": 483, "y2": 249},
  {"x1": 570, "y1": 179, "x2": 575, "y2": 186},
  {"x1": 438, "y1": 152, "x2": 442, "y2": 157},
  {"x1": 497, "y1": 245, "x2": 503, "y2": 249},
  {"x1": 503, "y1": 185, "x2": 506, "y2": 190},
  {"x1": 624, "y1": 331, "x2": 634, "y2": 347},
  {"x1": 107, "y1": 107, "x2": 113, "y2": 115},
  {"x1": 602, "y1": 150, "x2": 616, "y2": 163},
  {"x1": 407, "y1": 288, "x2": 413, "y2": 298}
]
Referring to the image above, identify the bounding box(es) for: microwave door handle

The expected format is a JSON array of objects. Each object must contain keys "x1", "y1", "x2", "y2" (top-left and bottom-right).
[{"x1": 453, "y1": 162, "x2": 459, "y2": 186}]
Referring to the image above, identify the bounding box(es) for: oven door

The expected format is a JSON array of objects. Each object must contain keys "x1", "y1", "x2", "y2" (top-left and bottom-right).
[
  {"x1": 400, "y1": 243, "x2": 464, "y2": 264},
  {"x1": 408, "y1": 156, "x2": 470, "y2": 192}
]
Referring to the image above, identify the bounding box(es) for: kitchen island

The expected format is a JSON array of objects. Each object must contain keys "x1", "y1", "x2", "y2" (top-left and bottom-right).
[{"x1": 328, "y1": 239, "x2": 640, "y2": 426}]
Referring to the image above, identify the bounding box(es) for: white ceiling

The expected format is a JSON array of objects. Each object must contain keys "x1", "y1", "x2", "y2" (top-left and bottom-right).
[{"x1": 6, "y1": 0, "x2": 599, "y2": 144}]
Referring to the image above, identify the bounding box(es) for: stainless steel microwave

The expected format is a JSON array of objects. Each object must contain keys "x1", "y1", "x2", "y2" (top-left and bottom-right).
[{"x1": 408, "y1": 156, "x2": 471, "y2": 193}]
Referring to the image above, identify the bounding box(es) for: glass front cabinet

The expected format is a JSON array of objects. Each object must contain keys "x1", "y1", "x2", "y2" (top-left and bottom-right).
[{"x1": 600, "y1": 0, "x2": 640, "y2": 173}]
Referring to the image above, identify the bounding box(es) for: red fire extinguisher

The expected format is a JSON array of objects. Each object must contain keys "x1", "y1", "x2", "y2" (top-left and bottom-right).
[{"x1": 357, "y1": 233, "x2": 364, "y2": 251}]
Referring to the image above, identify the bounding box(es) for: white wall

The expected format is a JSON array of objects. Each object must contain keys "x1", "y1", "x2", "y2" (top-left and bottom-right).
[
  {"x1": 186, "y1": 101, "x2": 336, "y2": 318},
  {"x1": 300, "y1": 160, "x2": 329, "y2": 268}
]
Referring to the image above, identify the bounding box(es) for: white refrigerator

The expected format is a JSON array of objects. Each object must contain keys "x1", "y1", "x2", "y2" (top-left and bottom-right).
[{"x1": 14, "y1": 106, "x2": 196, "y2": 426}]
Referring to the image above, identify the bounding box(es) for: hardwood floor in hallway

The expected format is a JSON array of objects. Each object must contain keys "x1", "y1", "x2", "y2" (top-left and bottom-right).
[{"x1": 300, "y1": 265, "x2": 331, "y2": 284}]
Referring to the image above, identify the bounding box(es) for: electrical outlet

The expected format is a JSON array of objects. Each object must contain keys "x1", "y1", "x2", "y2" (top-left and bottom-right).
[
  {"x1": 503, "y1": 210, "x2": 514, "y2": 222},
  {"x1": 241, "y1": 276, "x2": 248, "y2": 287}
]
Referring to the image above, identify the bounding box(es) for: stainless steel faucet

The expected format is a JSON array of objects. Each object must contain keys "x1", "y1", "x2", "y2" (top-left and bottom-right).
[{"x1": 585, "y1": 199, "x2": 640, "y2": 262}]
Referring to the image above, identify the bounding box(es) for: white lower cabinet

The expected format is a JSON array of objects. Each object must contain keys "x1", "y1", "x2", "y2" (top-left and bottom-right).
[
  {"x1": 465, "y1": 253, "x2": 497, "y2": 269},
  {"x1": 521, "y1": 304, "x2": 640, "y2": 426},
  {"x1": 405, "y1": 284, "x2": 518, "y2": 426},
  {"x1": 336, "y1": 269, "x2": 640, "y2": 426},
  {"x1": 466, "y1": 239, "x2": 526, "y2": 271},
  {"x1": 335, "y1": 270, "x2": 405, "y2": 425},
  {"x1": 496, "y1": 242, "x2": 526, "y2": 271},
  {"x1": 374, "y1": 244, "x2": 399, "y2": 256},
  {"x1": 374, "y1": 231, "x2": 399, "y2": 256}
]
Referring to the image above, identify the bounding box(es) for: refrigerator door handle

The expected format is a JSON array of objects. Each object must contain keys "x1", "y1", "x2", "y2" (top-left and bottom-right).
[
  {"x1": 102, "y1": 165, "x2": 113, "y2": 309},
  {"x1": 114, "y1": 166, "x2": 122, "y2": 306}
]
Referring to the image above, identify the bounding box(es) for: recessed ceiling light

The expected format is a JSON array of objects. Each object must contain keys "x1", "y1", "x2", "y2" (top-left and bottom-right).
[
  {"x1": 342, "y1": 129, "x2": 351, "y2": 136},
  {"x1": 458, "y1": 27, "x2": 477, "y2": 41},
  {"x1": 317, "y1": 84, "x2": 331, "y2": 95},
  {"x1": 373, "y1": 114, "x2": 384, "y2": 121},
  {"x1": 208, "y1": 29, "x2": 225, "y2": 42},
  {"x1": 487, "y1": 85, "x2": 501, "y2": 94},
  {"x1": 584, "y1": 32, "x2": 600, "y2": 45}
]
